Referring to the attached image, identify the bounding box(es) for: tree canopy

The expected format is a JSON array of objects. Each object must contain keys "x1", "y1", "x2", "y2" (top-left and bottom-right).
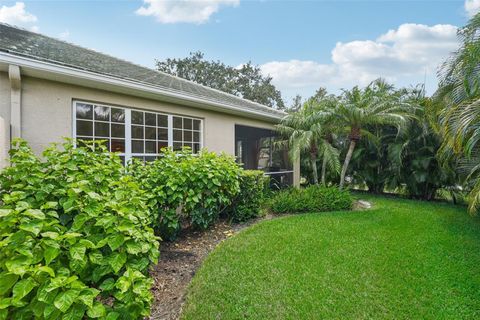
[{"x1": 156, "y1": 51, "x2": 285, "y2": 110}]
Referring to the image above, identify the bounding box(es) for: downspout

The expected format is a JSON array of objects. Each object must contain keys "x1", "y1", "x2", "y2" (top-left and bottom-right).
[
  {"x1": 1, "y1": 65, "x2": 21, "y2": 167},
  {"x1": 9, "y1": 65, "x2": 21, "y2": 139}
]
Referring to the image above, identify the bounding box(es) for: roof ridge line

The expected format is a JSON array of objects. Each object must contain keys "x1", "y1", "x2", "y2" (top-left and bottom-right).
[{"x1": 0, "y1": 23, "x2": 286, "y2": 117}]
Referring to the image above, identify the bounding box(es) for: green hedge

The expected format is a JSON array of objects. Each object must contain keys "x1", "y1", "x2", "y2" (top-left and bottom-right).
[
  {"x1": 128, "y1": 148, "x2": 242, "y2": 239},
  {"x1": 0, "y1": 140, "x2": 159, "y2": 320},
  {"x1": 225, "y1": 170, "x2": 270, "y2": 222},
  {"x1": 269, "y1": 185, "x2": 352, "y2": 214}
]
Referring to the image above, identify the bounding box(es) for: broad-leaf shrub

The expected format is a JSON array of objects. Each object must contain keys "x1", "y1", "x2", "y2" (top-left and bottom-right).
[
  {"x1": 0, "y1": 140, "x2": 159, "y2": 320},
  {"x1": 269, "y1": 185, "x2": 352, "y2": 214},
  {"x1": 129, "y1": 148, "x2": 241, "y2": 239},
  {"x1": 225, "y1": 170, "x2": 269, "y2": 222}
]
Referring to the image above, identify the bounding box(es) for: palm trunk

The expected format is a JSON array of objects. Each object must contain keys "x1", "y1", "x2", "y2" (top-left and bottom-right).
[
  {"x1": 311, "y1": 153, "x2": 319, "y2": 185},
  {"x1": 321, "y1": 154, "x2": 327, "y2": 186},
  {"x1": 340, "y1": 140, "x2": 356, "y2": 189}
]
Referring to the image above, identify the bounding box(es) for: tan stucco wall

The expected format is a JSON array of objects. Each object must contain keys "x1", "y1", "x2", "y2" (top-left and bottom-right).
[
  {"x1": 20, "y1": 76, "x2": 276, "y2": 156},
  {"x1": 0, "y1": 72, "x2": 10, "y2": 120}
]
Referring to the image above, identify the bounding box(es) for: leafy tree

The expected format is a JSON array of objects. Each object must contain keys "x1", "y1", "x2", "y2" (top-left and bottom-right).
[
  {"x1": 332, "y1": 79, "x2": 410, "y2": 188},
  {"x1": 387, "y1": 91, "x2": 455, "y2": 200},
  {"x1": 156, "y1": 51, "x2": 285, "y2": 109},
  {"x1": 310, "y1": 87, "x2": 329, "y2": 103},
  {"x1": 435, "y1": 13, "x2": 480, "y2": 212},
  {"x1": 350, "y1": 124, "x2": 396, "y2": 193},
  {"x1": 289, "y1": 94, "x2": 303, "y2": 112},
  {"x1": 276, "y1": 99, "x2": 340, "y2": 185}
]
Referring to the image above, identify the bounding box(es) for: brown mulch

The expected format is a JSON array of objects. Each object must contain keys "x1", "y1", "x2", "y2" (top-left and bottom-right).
[{"x1": 148, "y1": 217, "x2": 266, "y2": 320}]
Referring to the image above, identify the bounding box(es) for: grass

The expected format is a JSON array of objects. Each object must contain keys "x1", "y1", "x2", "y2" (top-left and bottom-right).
[{"x1": 181, "y1": 195, "x2": 480, "y2": 319}]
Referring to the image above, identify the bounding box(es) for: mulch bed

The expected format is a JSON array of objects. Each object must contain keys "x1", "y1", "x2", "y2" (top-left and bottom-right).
[{"x1": 148, "y1": 218, "x2": 264, "y2": 320}]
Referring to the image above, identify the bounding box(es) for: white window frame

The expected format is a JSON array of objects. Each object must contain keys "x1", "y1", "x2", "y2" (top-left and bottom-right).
[{"x1": 72, "y1": 100, "x2": 204, "y2": 163}]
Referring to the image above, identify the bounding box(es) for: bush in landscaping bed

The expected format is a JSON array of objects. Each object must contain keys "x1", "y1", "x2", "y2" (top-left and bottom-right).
[
  {"x1": 225, "y1": 170, "x2": 270, "y2": 222},
  {"x1": 0, "y1": 140, "x2": 159, "y2": 320},
  {"x1": 269, "y1": 185, "x2": 352, "y2": 214},
  {"x1": 129, "y1": 148, "x2": 242, "y2": 239}
]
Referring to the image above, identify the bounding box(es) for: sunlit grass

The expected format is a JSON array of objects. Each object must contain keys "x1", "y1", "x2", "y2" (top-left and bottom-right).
[{"x1": 182, "y1": 196, "x2": 480, "y2": 319}]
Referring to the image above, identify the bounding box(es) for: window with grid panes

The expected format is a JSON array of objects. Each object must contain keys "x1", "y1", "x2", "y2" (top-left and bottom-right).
[
  {"x1": 172, "y1": 116, "x2": 202, "y2": 153},
  {"x1": 73, "y1": 101, "x2": 203, "y2": 163},
  {"x1": 75, "y1": 102, "x2": 126, "y2": 163}
]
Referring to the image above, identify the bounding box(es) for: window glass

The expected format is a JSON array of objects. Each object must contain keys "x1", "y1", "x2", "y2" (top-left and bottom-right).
[
  {"x1": 132, "y1": 111, "x2": 144, "y2": 124},
  {"x1": 173, "y1": 129, "x2": 182, "y2": 141},
  {"x1": 75, "y1": 102, "x2": 203, "y2": 160},
  {"x1": 193, "y1": 119, "x2": 201, "y2": 130},
  {"x1": 193, "y1": 143, "x2": 201, "y2": 153},
  {"x1": 111, "y1": 124, "x2": 125, "y2": 138},
  {"x1": 75, "y1": 103, "x2": 127, "y2": 154},
  {"x1": 145, "y1": 141, "x2": 156, "y2": 154},
  {"x1": 184, "y1": 130, "x2": 192, "y2": 142},
  {"x1": 158, "y1": 141, "x2": 168, "y2": 150},
  {"x1": 132, "y1": 140, "x2": 144, "y2": 153},
  {"x1": 94, "y1": 122, "x2": 109, "y2": 137},
  {"x1": 76, "y1": 120, "x2": 93, "y2": 136},
  {"x1": 145, "y1": 127, "x2": 156, "y2": 140},
  {"x1": 111, "y1": 139, "x2": 125, "y2": 153},
  {"x1": 76, "y1": 103, "x2": 93, "y2": 120},
  {"x1": 184, "y1": 118, "x2": 193, "y2": 130},
  {"x1": 158, "y1": 128, "x2": 168, "y2": 141},
  {"x1": 94, "y1": 106, "x2": 110, "y2": 121},
  {"x1": 145, "y1": 113, "x2": 156, "y2": 126},
  {"x1": 132, "y1": 126, "x2": 144, "y2": 139},
  {"x1": 173, "y1": 117, "x2": 182, "y2": 129},
  {"x1": 111, "y1": 108, "x2": 125, "y2": 123},
  {"x1": 158, "y1": 115, "x2": 168, "y2": 127}
]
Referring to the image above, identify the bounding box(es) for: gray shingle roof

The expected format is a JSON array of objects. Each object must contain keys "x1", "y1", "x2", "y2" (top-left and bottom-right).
[{"x1": 0, "y1": 23, "x2": 285, "y2": 119}]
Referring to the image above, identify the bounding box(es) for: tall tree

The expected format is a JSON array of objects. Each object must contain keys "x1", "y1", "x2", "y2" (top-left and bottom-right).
[
  {"x1": 387, "y1": 89, "x2": 455, "y2": 200},
  {"x1": 156, "y1": 51, "x2": 285, "y2": 109},
  {"x1": 276, "y1": 100, "x2": 340, "y2": 185},
  {"x1": 435, "y1": 13, "x2": 480, "y2": 212},
  {"x1": 289, "y1": 95, "x2": 303, "y2": 112},
  {"x1": 332, "y1": 79, "x2": 409, "y2": 188}
]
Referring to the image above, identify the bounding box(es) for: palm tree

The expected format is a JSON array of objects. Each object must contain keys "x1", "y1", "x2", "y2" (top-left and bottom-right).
[
  {"x1": 276, "y1": 99, "x2": 340, "y2": 185},
  {"x1": 436, "y1": 14, "x2": 480, "y2": 153},
  {"x1": 435, "y1": 13, "x2": 480, "y2": 212},
  {"x1": 333, "y1": 79, "x2": 409, "y2": 188}
]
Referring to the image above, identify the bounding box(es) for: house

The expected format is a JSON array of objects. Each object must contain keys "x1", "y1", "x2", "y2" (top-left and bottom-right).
[{"x1": 0, "y1": 23, "x2": 299, "y2": 186}]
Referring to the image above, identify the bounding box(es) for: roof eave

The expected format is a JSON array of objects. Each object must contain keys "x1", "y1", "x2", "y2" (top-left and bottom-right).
[{"x1": 0, "y1": 52, "x2": 285, "y2": 122}]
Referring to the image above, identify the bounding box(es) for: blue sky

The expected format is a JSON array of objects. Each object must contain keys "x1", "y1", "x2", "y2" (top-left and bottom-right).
[{"x1": 0, "y1": 0, "x2": 476, "y2": 104}]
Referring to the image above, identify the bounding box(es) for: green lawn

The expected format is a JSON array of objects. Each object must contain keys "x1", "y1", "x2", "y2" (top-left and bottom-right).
[{"x1": 181, "y1": 196, "x2": 480, "y2": 319}]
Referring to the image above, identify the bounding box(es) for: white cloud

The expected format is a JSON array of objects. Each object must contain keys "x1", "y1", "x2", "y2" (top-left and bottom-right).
[
  {"x1": 0, "y1": 2, "x2": 37, "y2": 30},
  {"x1": 260, "y1": 23, "x2": 458, "y2": 99},
  {"x1": 261, "y1": 60, "x2": 337, "y2": 89},
  {"x1": 465, "y1": 0, "x2": 480, "y2": 17},
  {"x1": 136, "y1": 0, "x2": 239, "y2": 24}
]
